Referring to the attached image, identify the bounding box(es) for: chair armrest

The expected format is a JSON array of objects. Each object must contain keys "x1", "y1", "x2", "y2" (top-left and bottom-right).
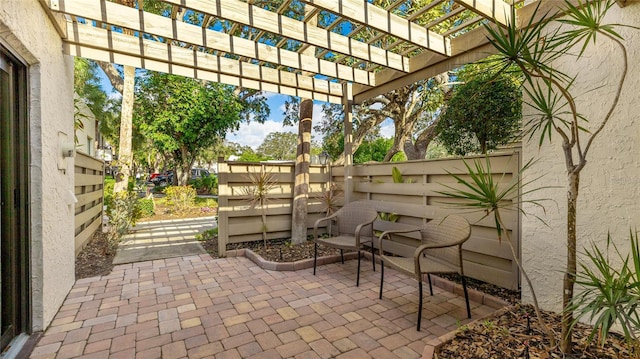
[
  {"x1": 313, "y1": 213, "x2": 338, "y2": 240},
  {"x1": 353, "y1": 218, "x2": 376, "y2": 246},
  {"x1": 413, "y1": 241, "x2": 462, "y2": 274},
  {"x1": 377, "y1": 228, "x2": 421, "y2": 253}
]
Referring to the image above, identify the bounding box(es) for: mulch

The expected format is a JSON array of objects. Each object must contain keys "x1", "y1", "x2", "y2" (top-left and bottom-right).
[
  {"x1": 75, "y1": 231, "x2": 116, "y2": 279},
  {"x1": 436, "y1": 303, "x2": 632, "y2": 359}
]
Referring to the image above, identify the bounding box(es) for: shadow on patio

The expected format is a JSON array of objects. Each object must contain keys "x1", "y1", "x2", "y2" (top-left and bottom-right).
[{"x1": 31, "y1": 255, "x2": 503, "y2": 359}]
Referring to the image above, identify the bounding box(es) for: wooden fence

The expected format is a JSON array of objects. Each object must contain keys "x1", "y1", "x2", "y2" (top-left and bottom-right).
[
  {"x1": 74, "y1": 152, "x2": 104, "y2": 254},
  {"x1": 217, "y1": 148, "x2": 521, "y2": 289},
  {"x1": 217, "y1": 162, "x2": 334, "y2": 254}
]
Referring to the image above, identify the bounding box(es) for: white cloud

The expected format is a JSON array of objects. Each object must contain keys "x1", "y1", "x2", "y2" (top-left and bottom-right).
[
  {"x1": 379, "y1": 119, "x2": 395, "y2": 139},
  {"x1": 227, "y1": 102, "x2": 329, "y2": 149},
  {"x1": 226, "y1": 120, "x2": 297, "y2": 149}
]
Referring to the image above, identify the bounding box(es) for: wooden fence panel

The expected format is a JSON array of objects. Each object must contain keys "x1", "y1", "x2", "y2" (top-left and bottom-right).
[
  {"x1": 74, "y1": 152, "x2": 104, "y2": 254},
  {"x1": 217, "y1": 149, "x2": 521, "y2": 289}
]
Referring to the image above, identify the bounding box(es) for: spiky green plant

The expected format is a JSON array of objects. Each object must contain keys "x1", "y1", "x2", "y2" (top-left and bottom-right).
[
  {"x1": 569, "y1": 231, "x2": 640, "y2": 358},
  {"x1": 482, "y1": 0, "x2": 632, "y2": 352},
  {"x1": 241, "y1": 167, "x2": 278, "y2": 248},
  {"x1": 437, "y1": 155, "x2": 554, "y2": 346}
]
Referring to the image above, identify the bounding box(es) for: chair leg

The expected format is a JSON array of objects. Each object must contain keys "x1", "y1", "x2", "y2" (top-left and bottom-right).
[
  {"x1": 371, "y1": 242, "x2": 376, "y2": 272},
  {"x1": 461, "y1": 275, "x2": 471, "y2": 318},
  {"x1": 340, "y1": 249, "x2": 344, "y2": 264},
  {"x1": 356, "y1": 250, "x2": 361, "y2": 287},
  {"x1": 417, "y1": 280, "x2": 423, "y2": 331},
  {"x1": 379, "y1": 261, "x2": 384, "y2": 300},
  {"x1": 313, "y1": 242, "x2": 318, "y2": 275},
  {"x1": 427, "y1": 274, "x2": 433, "y2": 296}
]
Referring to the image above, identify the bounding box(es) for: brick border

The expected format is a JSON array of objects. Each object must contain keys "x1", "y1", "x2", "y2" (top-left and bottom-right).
[{"x1": 224, "y1": 248, "x2": 359, "y2": 271}]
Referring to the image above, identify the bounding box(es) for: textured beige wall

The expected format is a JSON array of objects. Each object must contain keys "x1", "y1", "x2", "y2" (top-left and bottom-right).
[
  {"x1": 0, "y1": 0, "x2": 76, "y2": 330},
  {"x1": 521, "y1": 3, "x2": 640, "y2": 312}
]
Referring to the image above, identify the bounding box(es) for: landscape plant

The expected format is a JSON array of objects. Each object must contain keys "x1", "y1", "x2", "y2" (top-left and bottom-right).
[
  {"x1": 106, "y1": 191, "x2": 139, "y2": 254},
  {"x1": 241, "y1": 167, "x2": 278, "y2": 248},
  {"x1": 437, "y1": 156, "x2": 555, "y2": 346},
  {"x1": 569, "y1": 230, "x2": 640, "y2": 357},
  {"x1": 483, "y1": 0, "x2": 632, "y2": 352},
  {"x1": 135, "y1": 198, "x2": 155, "y2": 218},
  {"x1": 163, "y1": 185, "x2": 197, "y2": 213}
]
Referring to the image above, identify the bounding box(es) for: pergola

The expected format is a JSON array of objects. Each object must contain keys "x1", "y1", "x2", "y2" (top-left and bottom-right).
[
  {"x1": 43, "y1": 0, "x2": 518, "y2": 102},
  {"x1": 40, "y1": 0, "x2": 580, "y2": 180}
]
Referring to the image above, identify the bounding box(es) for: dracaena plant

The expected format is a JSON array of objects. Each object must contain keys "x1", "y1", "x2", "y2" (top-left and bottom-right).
[
  {"x1": 241, "y1": 166, "x2": 278, "y2": 248},
  {"x1": 568, "y1": 230, "x2": 640, "y2": 358},
  {"x1": 437, "y1": 156, "x2": 555, "y2": 346},
  {"x1": 482, "y1": 0, "x2": 633, "y2": 352}
]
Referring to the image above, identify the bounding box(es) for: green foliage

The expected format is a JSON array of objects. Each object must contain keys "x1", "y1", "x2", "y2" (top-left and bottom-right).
[
  {"x1": 195, "y1": 229, "x2": 217, "y2": 241},
  {"x1": 135, "y1": 198, "x2": 155, "y2": 218},
  {"x1": 103, "y1": 176, "x2": 115, "y2": 216},
  {"x1": 257, "y1": 132, "x2": 298, "y2": 160},
  {"x1": 135, "y1": 72, "x2": 249, "y2": 185},
  {"x1": 436, "y1": 156, "x2": 554, "y2": 345},
  {"x1": 569, "y1": 230, "x2": 640, "y2": 356},
  {"x1": 354, "y1": 137, "x2": 393, "y2": 163},
  {"x1": 437, "y1": 65, "x2": 522, "y2": 155},
  {"x1": 482, "y1": 0, "x2": 631, "y2": 351},
  {"x1": 163, "y1": 186, "x2": 197, "y2": 213},
  {"x1": 190, "y1": 175, "x2": 218, "y2": 195},
  {"x1": 237, "y1": 148, "x2": 270, "y2": 162},
  {"x1": 107, "y1": 191, "x2": 138, "y2": 253}
]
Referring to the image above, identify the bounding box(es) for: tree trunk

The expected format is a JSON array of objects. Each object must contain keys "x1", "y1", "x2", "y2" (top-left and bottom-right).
[
  {"x1": 291, "y1": 4, "x2": 316, "y2": 244},
  {"x1": 113, "y1": 65, "x2": 135, "y2": 193},
  {"x1": 561, "y1": 171, "x2": 580, "y2": 354},
  {"x1": 291, "y1": 99, "x2": 313, "y2": 244}
]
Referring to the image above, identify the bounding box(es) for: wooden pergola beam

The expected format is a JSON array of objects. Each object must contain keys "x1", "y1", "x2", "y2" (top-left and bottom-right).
[
  {"x1": 353, "y1": 26, "x2": 492, "y2": 103},
  {"x1": 52, "y1": 0, "x2": 375, "y2": 86},
  {"x1": 299, "y1": 0, "x2": 450, "y2": 55},
  {"x1": 64, "y1": 22, "x2": 344, "y2": 104},
  {"x1": 157, "y1": 0, "x2": 410, "y2": 72},
  {"x1": 454, "y1": 0, "x2": 512, "y2": 26}
]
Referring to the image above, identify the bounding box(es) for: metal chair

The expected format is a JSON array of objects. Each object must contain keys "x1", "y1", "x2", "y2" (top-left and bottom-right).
[
  {"x1": 313, "y1": 201, "x2": 378, "y2": 286},
  {"x1": 378, "y1": 215, "x2": 472, "y2": 331}
]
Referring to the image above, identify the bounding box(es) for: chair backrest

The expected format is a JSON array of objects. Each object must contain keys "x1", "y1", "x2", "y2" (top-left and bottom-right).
[
  {"x1": 420, "y1": 215, "x2": 471, "y2": 271},
  {"x1": 335, "y1": 201, "x2": 378, "y2": 237}
]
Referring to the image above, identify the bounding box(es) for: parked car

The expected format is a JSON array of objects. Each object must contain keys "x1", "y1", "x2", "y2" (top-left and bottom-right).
[
  {"x1": 151, "y1": 170, "x2": 173, "y2": 186},
  {"x1": 191, "y1": 168, "x2": 210, "y2": 179}
]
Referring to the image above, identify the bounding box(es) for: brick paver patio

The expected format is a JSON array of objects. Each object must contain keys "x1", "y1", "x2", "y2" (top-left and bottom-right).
[{"x1": 30, "y1": 255, "x2": 499, "y2": 358}]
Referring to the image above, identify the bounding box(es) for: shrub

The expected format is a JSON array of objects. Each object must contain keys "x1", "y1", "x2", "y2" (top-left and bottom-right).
[
  {"x1": 103, "y1": 176, "x2": 115, "y2": 215},
  {"x1": 195, "y1": 228, "x2": 217, "y2": 241},
  {"x1": 107, "y1": 191, "x2": 138, "y2": 253},
  {"x1": 135, "y1": 198, "x2": 155, "y2": 218},
  {"x1": 163, "y1": 185, "x2": 197, "y2": 212},
  {"x1": 190, "y1": 175, "x2": 218, "y2": 195}
]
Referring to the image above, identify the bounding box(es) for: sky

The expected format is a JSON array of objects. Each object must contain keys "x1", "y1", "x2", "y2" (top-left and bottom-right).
[{"x1": 98, "y1": 70, "x2": 395, "y2": 150}]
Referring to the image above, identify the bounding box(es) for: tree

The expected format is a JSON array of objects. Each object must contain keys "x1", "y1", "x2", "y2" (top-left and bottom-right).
[
  {"x1": 135, "y1": 72, "x2": 247, "y2": 185},
  {"x1": 437, "y1": 65, "x2": 522, "y2": 155},
  {"x1": 290, "y1": 3, "x2": 318, "y2": 245},
  {"x1": 257, "y1": 132, "x2": 298, "y2": 160},
  {"x1": 484, "y1": 1, "x2": 631, "y2": 353}
]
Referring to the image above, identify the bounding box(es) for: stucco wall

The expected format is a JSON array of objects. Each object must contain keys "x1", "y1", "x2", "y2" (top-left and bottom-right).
[
  {"x1": 521, "y1": 3, "x2": 640, "y2": 312},
  {"x1": 0, "y1": 0, "x2": 76, "y2": 330}
]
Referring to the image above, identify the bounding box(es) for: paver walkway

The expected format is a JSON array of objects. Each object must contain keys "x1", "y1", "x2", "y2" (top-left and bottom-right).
[
  {"x1": 31, "y1": 255, "x2": 500, "y2": 358},
  {"x1": 113, "y1": 217, "x2": 215, "y2": 264}
]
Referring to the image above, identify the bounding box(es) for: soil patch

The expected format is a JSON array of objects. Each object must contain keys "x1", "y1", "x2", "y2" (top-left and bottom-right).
[
  {"x1": 436, "y1": 303, "x2": 631, "y2": 359},
  {"x1": 75, "y1": 231, "x2": 115, "y2": 279}
]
